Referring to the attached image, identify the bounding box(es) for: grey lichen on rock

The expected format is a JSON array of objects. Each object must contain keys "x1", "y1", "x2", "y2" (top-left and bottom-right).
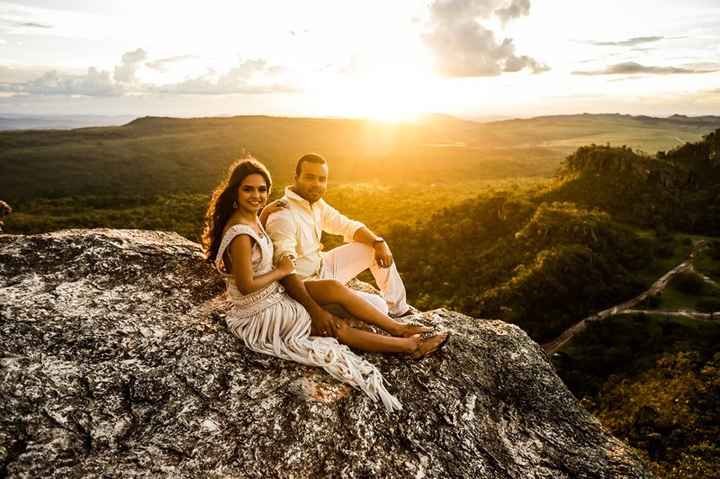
[{"x1": 0, "y1": 229, "x2": 653, "y2": 478}]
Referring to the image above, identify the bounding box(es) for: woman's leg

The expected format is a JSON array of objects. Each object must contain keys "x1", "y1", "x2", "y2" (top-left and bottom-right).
[
  {"x1": 332, "y1": 318, "x2": 449, "y2": 358},
  {"x1": 335, "y1": 321, "x2": 416, "y2": 353},
  {"x1": 305, "y1": 280, "x2": 430, "y2": 337}
]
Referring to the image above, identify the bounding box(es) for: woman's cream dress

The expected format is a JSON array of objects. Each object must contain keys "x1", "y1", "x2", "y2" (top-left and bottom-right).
[{"x1": 215, "y1": 223, "x2": 402, "y2": 411}]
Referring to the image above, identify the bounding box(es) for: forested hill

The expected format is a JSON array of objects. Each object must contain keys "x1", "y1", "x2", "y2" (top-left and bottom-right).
[
  {"x1": 541, "y1": 129, "x2": 720, "y2": 235},
  {"x1": 2, "y1": 113, "x2": 719, "y2": 203},
  {"x1": 387, "y1": 129, "x2": 720, "y2": 342}
]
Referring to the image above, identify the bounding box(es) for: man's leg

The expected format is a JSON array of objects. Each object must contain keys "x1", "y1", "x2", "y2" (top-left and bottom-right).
[{"x1": 320, "y1": 242, "x2": 409, "y2": 316}]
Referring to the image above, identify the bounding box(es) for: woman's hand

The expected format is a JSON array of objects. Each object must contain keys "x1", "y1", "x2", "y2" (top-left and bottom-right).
[
  {"x1": 259, "y1": 199, "x2": 288, "y2": 227},
  {"x1": 276, "y1": 255, "x2": 296, "y2": 277}
]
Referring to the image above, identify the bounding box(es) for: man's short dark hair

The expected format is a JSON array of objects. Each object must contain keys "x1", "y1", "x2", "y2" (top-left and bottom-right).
[{"x1": 295, "y1": 153, "x2": 327, "y2": 177}]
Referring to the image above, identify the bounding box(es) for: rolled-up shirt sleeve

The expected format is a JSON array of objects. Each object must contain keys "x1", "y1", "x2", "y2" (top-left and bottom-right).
[
  {"x1": 321, "y1": 202, "x2": 365, "y2": 243},
  {"x1": 266, "y1": 210, "x2": 298, "y2": 263}
]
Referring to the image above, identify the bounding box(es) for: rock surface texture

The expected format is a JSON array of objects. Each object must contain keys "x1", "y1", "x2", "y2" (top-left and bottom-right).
[{"x1": 0, "y1": 229, "x2": 653, "y2": 478}]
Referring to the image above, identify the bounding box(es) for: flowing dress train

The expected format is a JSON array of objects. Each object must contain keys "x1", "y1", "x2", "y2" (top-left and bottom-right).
[{"x1": 215, "y1": 223, "x2": 402, "y2": 411}]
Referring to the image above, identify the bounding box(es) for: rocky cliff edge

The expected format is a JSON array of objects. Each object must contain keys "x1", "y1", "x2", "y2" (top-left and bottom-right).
[{"x1": 0, "y1": 229, "x2": 652, "y2": 478}]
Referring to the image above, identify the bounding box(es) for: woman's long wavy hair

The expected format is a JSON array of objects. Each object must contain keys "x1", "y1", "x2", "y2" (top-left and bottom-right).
[{"x1": 202, "y1": 157, "x2": 272, "y2": 266}]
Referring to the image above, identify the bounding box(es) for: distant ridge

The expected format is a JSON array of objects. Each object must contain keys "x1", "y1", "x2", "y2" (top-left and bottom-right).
[
  {"x1": 0, "y1": 114, "x2": 134, "y2": 131},
  {"x1": 3, "y1": 112, "x2": 720, "y2": 202},
  {"x1": 2, "y1": 111, "x2": 718, "y2": 131},
  {"x1": 487, "y1": 112, "x2": 720, "y2": 127}
]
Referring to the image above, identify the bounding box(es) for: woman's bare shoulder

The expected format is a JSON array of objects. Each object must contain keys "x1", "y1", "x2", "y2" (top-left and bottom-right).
[
  {"x1": 222, "y1": 216, "x2": 251, "y2": 236},
  {"x1": 222, "y1": 221, "x2": 261, "y2": 246}
]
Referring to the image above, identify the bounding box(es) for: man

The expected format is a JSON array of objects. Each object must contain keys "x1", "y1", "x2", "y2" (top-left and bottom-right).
[
  {"x1": 266, "y1": 153, "x2": 411, "y2": 335},
  {"x1": 0, "y1": 201, "x2": 11, "y2": 233}
]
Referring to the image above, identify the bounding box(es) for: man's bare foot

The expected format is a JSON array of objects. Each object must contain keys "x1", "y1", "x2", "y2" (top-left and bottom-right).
[
  {"x1": 393, "y1": 323, "x2": 433, "y2": 338},
  {"x1": 407, "y1": 332, "x2": 450, "y2": 359}
]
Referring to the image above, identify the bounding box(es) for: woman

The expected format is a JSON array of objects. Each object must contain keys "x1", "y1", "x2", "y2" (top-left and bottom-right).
[{"x1": 202, "y1": 157, "x2": 449, "y2": 411}]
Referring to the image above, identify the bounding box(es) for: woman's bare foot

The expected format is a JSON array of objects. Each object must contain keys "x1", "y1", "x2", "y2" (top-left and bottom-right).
[
  {"x1": 393, "y1": 322, "x2": 433, "y2": 338},
  {"x1": 407, "y1": 332, "x2": 450, "y2": 359}
]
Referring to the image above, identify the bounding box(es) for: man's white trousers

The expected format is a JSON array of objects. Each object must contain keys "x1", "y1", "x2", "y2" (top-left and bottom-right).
[{"x1": 317, "y1": 242, "x2": 409, "y2": 316}]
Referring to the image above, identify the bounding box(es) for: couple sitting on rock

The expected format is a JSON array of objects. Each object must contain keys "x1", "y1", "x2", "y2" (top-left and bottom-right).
[{"x1": 202, "y1": 154, "x2": 449, "y2": 411}]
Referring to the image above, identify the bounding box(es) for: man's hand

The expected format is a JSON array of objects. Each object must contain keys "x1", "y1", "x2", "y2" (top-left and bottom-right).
[
  {"x1": 310, "y1": 308, "x2": 339, "y2": 337},
  {"x1": 259, "y1": 199, "x2": 288, "y2": 227},
  {"x1": 374, "y1": 241, "x2": 394, "y2": 268}
]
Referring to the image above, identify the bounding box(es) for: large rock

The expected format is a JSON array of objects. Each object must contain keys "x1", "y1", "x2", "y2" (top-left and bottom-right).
[{"x1": 0, "y1": 229, "x2": 652, "y2": 478}]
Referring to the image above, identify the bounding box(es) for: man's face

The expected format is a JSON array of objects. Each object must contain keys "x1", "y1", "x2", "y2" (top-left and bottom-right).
[{"x1": 294, "y1": 161, "x2": 328, "y2": 203}]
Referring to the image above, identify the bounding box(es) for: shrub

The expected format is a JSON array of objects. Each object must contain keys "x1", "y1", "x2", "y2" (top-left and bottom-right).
[
  {"x1": 656, "y1": 243, "x2": 676, "y2": 259},
  {"x1": 708, "y1": 240, "x2": 720, "y2": 261},
  {"x1": 696, "y1": 299, "x2": 720, "y2": 314},
  {"x1": 640, "y1": 294, "x2": 662, "y2": 309},
  {"x1": 671, "y1": 272, "x2": 705, "y2": 295}
]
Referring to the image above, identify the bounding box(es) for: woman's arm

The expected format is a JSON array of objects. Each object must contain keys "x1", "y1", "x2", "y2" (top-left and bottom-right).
[{"x1": 228, "y1": 234, "x2": 294, "y2": 294}]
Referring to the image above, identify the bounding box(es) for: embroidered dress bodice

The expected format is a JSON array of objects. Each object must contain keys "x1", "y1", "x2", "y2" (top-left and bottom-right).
[
  {"x1": 214, "y1": 223, "x2": 285, "y2": 317},
  {"x1": 213, "y1": 220, "x2": 402, "y2": 412}
]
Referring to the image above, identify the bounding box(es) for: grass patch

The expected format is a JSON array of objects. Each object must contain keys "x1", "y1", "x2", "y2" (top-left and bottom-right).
[
  {"x1": 633, "y1": 233, "x2": 695, "y2": 286},
  {"x1": 695, "y1": 242, "x2": 720, "y2": 284},
  {"x1": 643, "y1": 275, "x2": 720, "y2": 312}
]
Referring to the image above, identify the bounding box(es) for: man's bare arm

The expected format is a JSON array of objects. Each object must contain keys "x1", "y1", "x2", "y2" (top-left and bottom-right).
[{"x1": 353, "y1": 226, "x2": 381, "y2": 245}]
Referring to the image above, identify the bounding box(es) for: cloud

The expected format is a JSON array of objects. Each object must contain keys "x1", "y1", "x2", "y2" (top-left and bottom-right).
[
  {"x1": 0, "y1": 50, "x2": 296, "y2": 97},
  {"x1": 153, "y1": 59, "x2": 298, "y2": 95},
  {"x1": 0, "y1": 18, "x2": 53, "y2": 29},
  {"x1": 588, "y1": 36, "x2": 664, "y2": 47},
  {"x1": 504, "y1": 54, "x2": 549, "y2": 73},
  {"x1": 14, "y1": 21, "x2": 52, "y2": 28},
  {"x1": 573, "y1": 62, "x2": 720, "y2": 75},
  {"x1": 607, "y1": 76, "x2": 647, "y2": 82},
  {"x1": 0, "y1": 65, "x2": 54, "y2": 83},
  {"x1": 495, "y1": 0, "x2": 530, "y2": 24},
  {"x1": 428, "y1": 0, "x2": 496, "y2": 21},
  {"x1": 113, "y1": 48, "x2": 147, "y2": 83},
  {"x1": 682, "y1": 61, "x2": 720, "y2": 70},
  {"x1": 0, "y1": 67, "x2": 123, "y2": 96},
  {"x1": 423, "y1": 0, "x2": 548, "y2": 77},
  {"x1": 146, "y1": 55, "x2": 196, "y2": 72}
]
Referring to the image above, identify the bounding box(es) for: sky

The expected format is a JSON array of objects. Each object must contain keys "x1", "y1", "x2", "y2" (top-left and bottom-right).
[{"x1": 0, "y1": 0, "x2": 719, "y2": 120}]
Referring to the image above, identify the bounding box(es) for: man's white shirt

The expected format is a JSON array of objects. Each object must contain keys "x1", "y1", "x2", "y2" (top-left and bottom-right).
[{"x1": 266, "y1": 186, "x2": 365, "y2": 278}]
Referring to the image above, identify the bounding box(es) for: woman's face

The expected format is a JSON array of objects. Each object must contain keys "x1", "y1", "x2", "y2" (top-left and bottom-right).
[{"x1": 236, "y1": 173, "x2": 268, "y2": 214}]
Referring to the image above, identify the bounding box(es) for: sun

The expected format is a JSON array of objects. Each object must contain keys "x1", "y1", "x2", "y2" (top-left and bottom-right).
[
  {"x1": 350, "y1": 67, "x2": 435, "y2": 122},
  {"x1": 311, "y1": 60, "x2": 437, "y2": 122},
  {"x1": 359, "y1": 97, "x2": 422, "y2": 123}
]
